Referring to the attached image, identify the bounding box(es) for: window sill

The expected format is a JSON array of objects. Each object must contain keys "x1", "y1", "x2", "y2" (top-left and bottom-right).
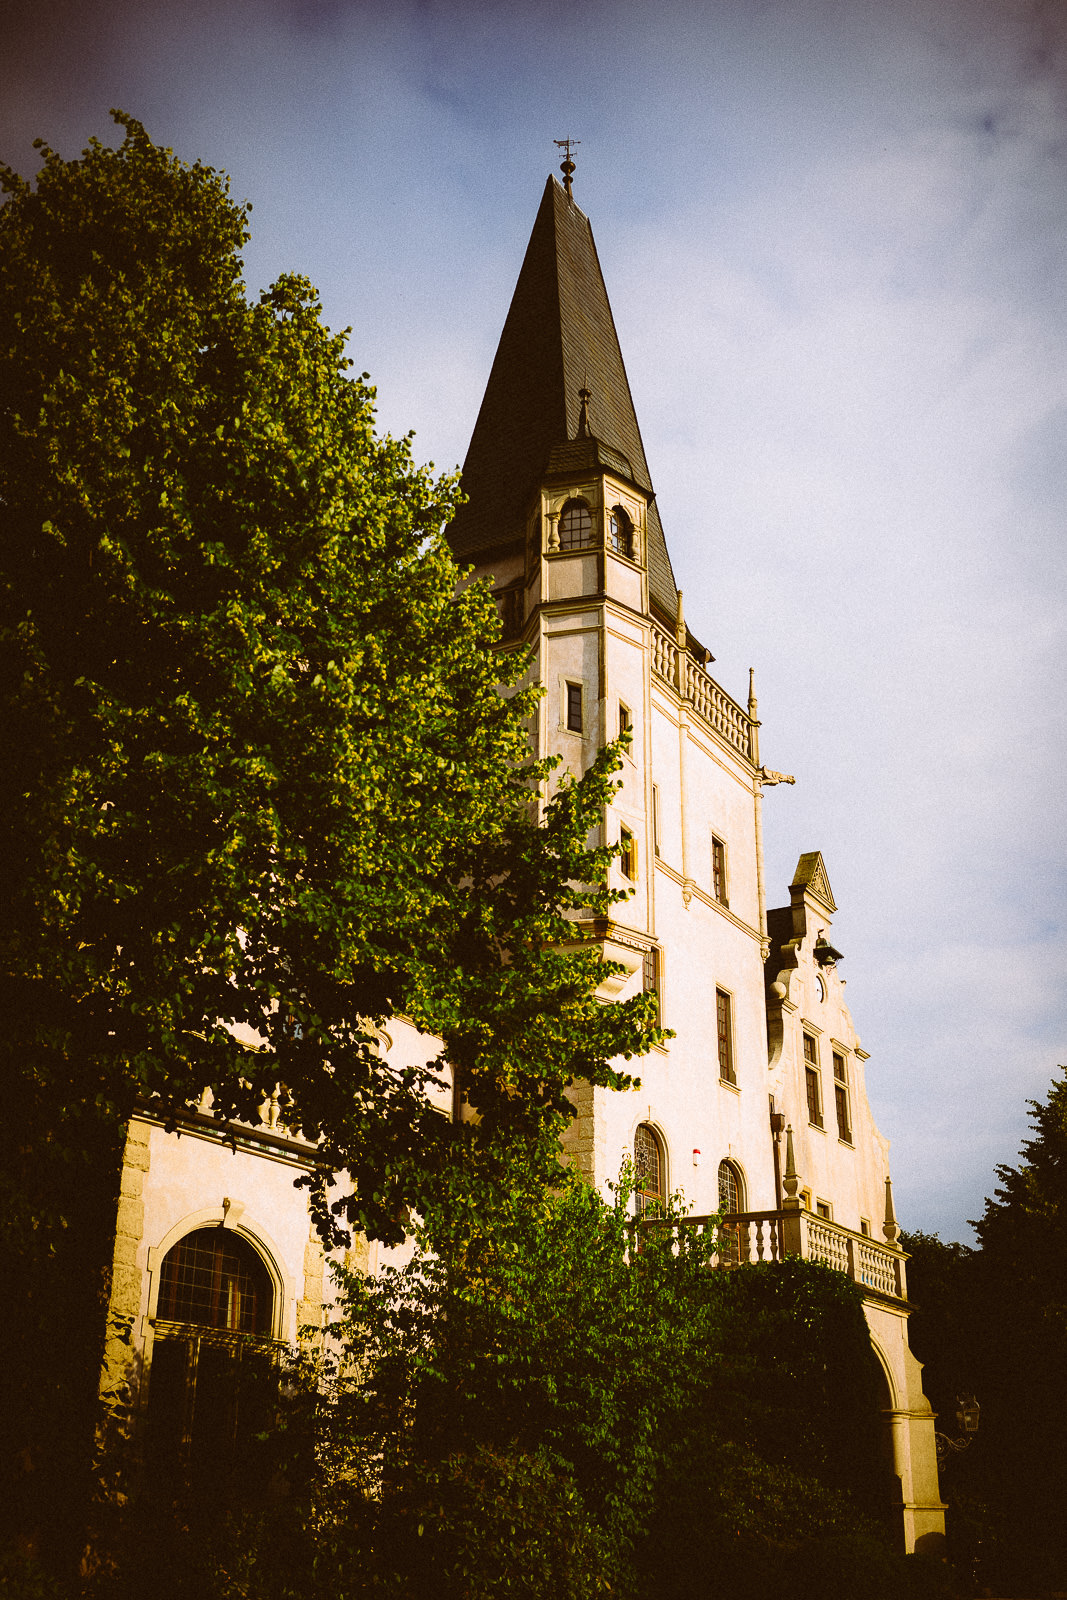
[
  {"x1": 808, "y1": 1120, "x2": 826, "y2": 1133},
  {"x1": 838, "y1": 1136, "x2": 854, "y2": 1149},
  {"x1": 719, "y1": 1076, "x2": 740, "y2": 1095}
]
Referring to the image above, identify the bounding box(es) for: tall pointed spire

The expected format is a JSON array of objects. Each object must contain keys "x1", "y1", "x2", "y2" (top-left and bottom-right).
[{"x1": 448, "y1": 176, "x2": 679, "y2": 622}]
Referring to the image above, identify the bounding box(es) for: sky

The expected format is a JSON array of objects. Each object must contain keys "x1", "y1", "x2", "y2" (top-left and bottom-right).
[{"x1": 3, "y1": 0, "x2": 1065, "y2": 1243}]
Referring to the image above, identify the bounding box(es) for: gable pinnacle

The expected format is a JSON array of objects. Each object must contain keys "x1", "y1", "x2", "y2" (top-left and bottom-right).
[
  {"x1": 553, "y1": 137, "x2": 580, "y2": 197},
  {"x1": 577, "y1": 385, "x2": 591, "y2": 438}
]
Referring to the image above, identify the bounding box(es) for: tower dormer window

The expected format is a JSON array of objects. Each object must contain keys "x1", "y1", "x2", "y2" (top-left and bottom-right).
[
  {"x1": 558, "y1": 497, "x2": 594, "y2": 550},
  {"x1": 609, "y1": 505, "x2": 633, "y2": 558}
]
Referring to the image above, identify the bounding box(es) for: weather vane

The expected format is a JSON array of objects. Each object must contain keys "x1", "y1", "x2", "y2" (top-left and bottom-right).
[{"x1": 554, "y1": 137, "x2": 580, "y2": 197}]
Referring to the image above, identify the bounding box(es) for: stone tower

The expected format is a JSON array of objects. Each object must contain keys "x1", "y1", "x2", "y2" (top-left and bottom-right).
[{"x1": 446, "y1": 169, "x2": 946, "y2": 1553}]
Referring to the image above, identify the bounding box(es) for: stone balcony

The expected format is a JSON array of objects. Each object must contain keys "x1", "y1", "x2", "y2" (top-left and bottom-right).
[
  {"x1": 649, "y1": 619, "x2": 756, "y2": 763},
  {"x1": 636, "y1": 1206, "x2": 908, "y2": 1305}
]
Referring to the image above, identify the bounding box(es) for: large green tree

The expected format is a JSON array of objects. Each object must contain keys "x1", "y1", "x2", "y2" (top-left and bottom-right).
[
  {"x1": 140, "y1": 1177, "x2": 907, "y2": 1600},
  {"x1": 903, "y1": 1070, "x2": 1067, "y2": 1595},
  {"x1": 0, "y1": 115, "x2": 659, "y2": 1575},
  {"x1": 0, "y1": 113, "x2": 658, "y2": 1240}
]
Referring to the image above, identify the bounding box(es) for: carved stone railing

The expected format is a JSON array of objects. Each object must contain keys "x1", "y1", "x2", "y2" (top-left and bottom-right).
[
  {"x1": 636, "y1": 1207, "x2": 907, "y2": 1303},
  {"x1": 649, "y1": 620, "x2": 754, "y2": 762}
]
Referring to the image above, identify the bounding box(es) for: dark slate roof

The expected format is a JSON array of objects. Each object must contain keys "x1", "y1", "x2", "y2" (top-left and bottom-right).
[{"x1": 448, "y1": 176, "x2": 680, "y2": 621}]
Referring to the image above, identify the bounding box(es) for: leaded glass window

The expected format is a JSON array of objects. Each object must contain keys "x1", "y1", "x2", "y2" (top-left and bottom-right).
[
  {"x1": 558, "y1": 498, "x2": 594, "y2": 550},
  {"x1": 634, "y1": 1123, "x2": 663, "y2": 1216},
  {"x1": 717, "y1": 1159, "x2": 742, "y2": 1214},
  {"x1": 609, "y1": 505, "x2": 633, "y2": 557},
  {"x1": 157, "y1": 1227, "x2": 273, "y2": 1336}
]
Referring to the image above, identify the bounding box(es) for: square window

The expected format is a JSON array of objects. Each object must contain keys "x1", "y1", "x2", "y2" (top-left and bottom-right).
[
  {"x1": 711, "y1": 835, "x2": 728, "y2": 905},
  {"x1": 816, "y1": 1199, "x2": 832, "y2": 1220},
  {"x1": 716, "y1": 989, "x2": 735, "y2": 1084},
  {"x1": 566, "y1": 682, "x2": 583, "y2": 733}
]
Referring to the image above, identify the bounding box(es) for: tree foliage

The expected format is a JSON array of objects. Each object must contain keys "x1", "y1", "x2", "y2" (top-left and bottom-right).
[
  {"x1": 0, "y1": 112, "x2": 661, "y2": 1245},
  {"x1": 0, "y1": 113, "x2": 662, "y2": 1575},
  {"x1": 903, "y1": 1069, "x2": 1067, "y2": 1595},
  {"x1": 139, "y1": 1174, "x2": 903, "y2": 1600}
]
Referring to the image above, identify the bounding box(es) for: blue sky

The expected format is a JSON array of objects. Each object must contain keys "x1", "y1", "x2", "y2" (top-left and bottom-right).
[{"x1": 4, "y1": 0, "x2": 1065, "y2": 1242}]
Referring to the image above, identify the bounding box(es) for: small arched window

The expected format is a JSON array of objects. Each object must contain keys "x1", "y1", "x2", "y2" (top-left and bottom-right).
[
  {"x1": 609, "y1": 505, "x2": 633, "y2": 558},
  {"x1": 157, "y1": 1227, "x2": 274, "y2": 1335},
  {"x1": 717, "y1": 1160, "x2": 745, "y2": 1265},
  {"x1": 558, "y1": 497, "x2": 594, "y2": 551},
  {"x1": 635, "y1": 1123, "x2": 665, "y2": 1216},
  {"x1": 717, "y1": 1159, "x2": 744, "y2": 1215}
]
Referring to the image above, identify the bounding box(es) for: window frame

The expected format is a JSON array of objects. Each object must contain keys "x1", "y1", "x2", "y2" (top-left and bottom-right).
[
  {"x1": 634, "y1": 1122, "x2": 666, "y2": 1217},
  {"x1": 619, "y1": 825, "x2": 637, "y2": 882},
  {"x1": 565, "y1": 680, "x2": 583, "y2": 733},
  {"x1": 558, "y1": 497, "x2": 595, "y2": 551},
  {"x1": 716, "y1": 987, "x2": 735, "y2": 1085},
  {"x1": 711, "y1": 834, "x2": 728, "y2": 906},
  {"x1": 608, "y1": 503, "x2": 634, "y2": 558},
  {"x1": 643, "y1": 945, "x2": 661, "y2": 1025},
  {"x1": 833, "y1": 1049, "x2": 852, "y2": 1143},
  {"x1": 803, "y1": 1032, "x2": 823, "y2": 1128},
  {"x1": 155, "y1": 1226, "x2": 275, "y2": 1336}
]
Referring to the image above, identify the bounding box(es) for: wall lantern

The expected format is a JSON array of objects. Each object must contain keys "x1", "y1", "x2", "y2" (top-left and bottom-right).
[{"x1": 956, "y1": 1396, "x2": 980, "y2": 1435}]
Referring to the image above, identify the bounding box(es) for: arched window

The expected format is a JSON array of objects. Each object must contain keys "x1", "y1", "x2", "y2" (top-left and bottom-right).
[
  {"x1": 717, "y1": 1160, "x2": 745, "y2": 1265},
  {"x1": 609, "y1": 505, "x2": 633, "y2": 558},
  {"x1": 635, "y1": 1123, "x2": 665, "y2": 1216},
  {"x1": 558, "y1": 497, "x2": 594, "y2": 551},
  {"x1": 717, "y1": 1159, "x2": 744, "y2": 1215},
  {"x1": 157, "y1": 1226, "x2": 274, "y2": 1336},
  {"x1": 149, "y1": 1227, "x2": 278, "y2": 1482}
]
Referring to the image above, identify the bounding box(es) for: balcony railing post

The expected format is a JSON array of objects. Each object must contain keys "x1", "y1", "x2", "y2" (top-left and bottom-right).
[{"x1": 780, "y1": 1201, "x2": 806, "y2": 1259}]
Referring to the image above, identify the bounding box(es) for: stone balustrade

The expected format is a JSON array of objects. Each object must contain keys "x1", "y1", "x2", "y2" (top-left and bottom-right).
[
  {"x1": 649, "y1": 620, "x2": 754, "y2": 762},
  {"x1": 636, "y1": 1206, "x2": 907, "y2": 1303}
]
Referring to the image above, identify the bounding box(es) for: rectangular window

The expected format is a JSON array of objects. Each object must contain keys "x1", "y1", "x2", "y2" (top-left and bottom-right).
[
  {"x1": 803, "y1": 1033, "x2": 823, "y2": 1127},
  {"x1": 566, "y1": 681, "x2": 583, "y2": 733},
  {"x1": 860, "y1": 1218, "x2": 871, "y2": 1237},
  {"x1": 833, "y1": 1050, "x2": 852, "y2": 1142},
  {"x1": 816, "y1": 1199, "x2": 832, "y2": 1220},
  {"x1": 643, "y1": 947, "x2": 661, "y2": 1025},
  {"x1": 619, "y1": 702, "x2": 631, "y2": 738},
  {"x1": 716, "y1": 989, "x2": 735, "y2": 1084},
  {"x1": 619, "y1": 827, "x2": 637, "y2": 881},
  {"x1": 711, "y1": 835, "x2": 728, "y2": 905},
  {"x1": 652, "y1": 785, "x2": 660, "y2": 856}
]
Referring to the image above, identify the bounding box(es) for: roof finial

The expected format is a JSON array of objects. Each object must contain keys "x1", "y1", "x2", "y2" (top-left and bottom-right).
[
  {"x1": 577, "y1": 385, "x2": 591, "y2": 438},
  {"x1": 554, "y1": 137, "x2": 580, "y2": 197}
]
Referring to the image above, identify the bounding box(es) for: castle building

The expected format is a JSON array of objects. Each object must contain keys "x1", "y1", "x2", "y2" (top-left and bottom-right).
[
  {"x1": 447, "y1": 167, "x2": 945, "y2": 1552},
  {"x1": 99, "y1": 165, "x2": 945, "y2": 1552}
]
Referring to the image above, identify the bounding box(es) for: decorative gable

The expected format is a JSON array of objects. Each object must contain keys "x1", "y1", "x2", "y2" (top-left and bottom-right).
[{"x1": 790, "y1": 851, "x2": 837, "y2": 914}]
